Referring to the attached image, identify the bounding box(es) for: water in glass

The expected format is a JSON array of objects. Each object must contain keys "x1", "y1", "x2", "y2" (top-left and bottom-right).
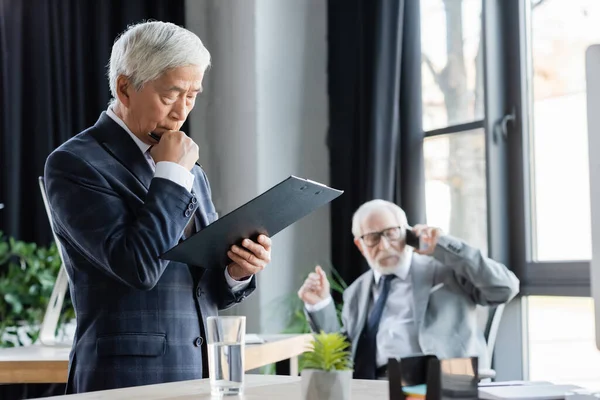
[{"x1": 208, "y1": 341, "x2": 244, "y2": 396}]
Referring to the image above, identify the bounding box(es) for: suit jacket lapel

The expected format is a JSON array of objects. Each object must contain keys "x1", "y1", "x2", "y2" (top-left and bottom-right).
[
  {"x1": 354, "y1": 270, "x2": 374, "y2": 336},
  {"x1": 89, "y1": 112, "x2": 154, "y2": 191},
  {"x1": 411, "y1": 254, "x2": 435, "y2": 328}
]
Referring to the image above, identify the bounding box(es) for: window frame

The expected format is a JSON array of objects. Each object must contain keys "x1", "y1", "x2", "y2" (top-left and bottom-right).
[
  {"x1": 421, "y1": 1, "x2": 592, "y2": 291},
  {"x1": 503, "y1": 0, "x2": 591, "y2": 297},
  {"x1": 487, "y1": 0, "x2": 592, "y2": 382},
  {"x1": 420, "y1": 0, "x2": 594, "y2": 381},
  {"x1": 425, "y1": 121, "x2": 484, "y2": 138},
  {"x1": 421, "y1": 1, "x2": 489, "y2": 252}
]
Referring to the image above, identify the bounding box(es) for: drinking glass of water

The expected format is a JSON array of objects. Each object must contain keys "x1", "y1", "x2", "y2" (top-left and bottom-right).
[{"x1": 206, "y1": 316, "x2": 246, "y2": 396}]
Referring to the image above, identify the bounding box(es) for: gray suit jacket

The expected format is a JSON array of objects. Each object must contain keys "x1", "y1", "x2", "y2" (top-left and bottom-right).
[{"x1": 306, "y1": 235, "x2": 519, "y2": 370}]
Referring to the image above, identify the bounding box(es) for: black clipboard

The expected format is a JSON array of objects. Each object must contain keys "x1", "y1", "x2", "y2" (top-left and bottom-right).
[{"x1": 160, "y1": 176, "x2": 343, "y2": 268}]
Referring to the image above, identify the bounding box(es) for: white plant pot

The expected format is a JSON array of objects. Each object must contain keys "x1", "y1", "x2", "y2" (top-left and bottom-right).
[{"x1": 301, "y1": 369, "x2": 352, "y2": 400}]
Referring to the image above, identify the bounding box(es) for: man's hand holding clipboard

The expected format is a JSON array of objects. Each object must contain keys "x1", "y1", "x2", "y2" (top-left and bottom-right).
[
  {"x1": 148, "y1": 130, "x2": 272, "y2": 280},
  {"x1": 227, "y1": 235, "x2": 272, "y2": 280},
  {"x1": 161, "y1": 176, "x2": 343, "y2": 270}
]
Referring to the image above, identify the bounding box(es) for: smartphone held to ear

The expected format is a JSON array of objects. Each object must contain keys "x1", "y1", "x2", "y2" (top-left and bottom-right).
[
  {"x1": 405, "y1": 228, "x2": 420, "y2": 248},
  {"x1": 406, "y1": 228, "x2": 428, "y2": 251}
]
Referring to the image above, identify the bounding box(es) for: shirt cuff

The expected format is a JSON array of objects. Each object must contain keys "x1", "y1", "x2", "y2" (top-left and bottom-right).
[
  {"x1": 304, "y1": 295, "x2": 333, "y2": 313},
  {"x1": 154, "y1": 161, "x2": 194, "y2": 193},
  {"x1": 225, "y1": 267, "x2": 252, "y2": 292}
]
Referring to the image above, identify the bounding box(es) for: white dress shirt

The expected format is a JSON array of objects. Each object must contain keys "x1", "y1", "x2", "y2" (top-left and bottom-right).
[
  {"x1": 305, "y1": 250, "x2": 422, "y2": 367},
  {"x1": 106, "y1": 107, "x2": 249, "y2": 291}
]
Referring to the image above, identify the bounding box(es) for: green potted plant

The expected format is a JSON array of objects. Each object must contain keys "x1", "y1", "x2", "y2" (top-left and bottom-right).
[
  {"x1": 301, "y1": 331, "x2": 353, "y2": 400},
  {"x1": 271, "y1": 267, "x2": 346, "y2": 372},
  {"x1": 0, "y1": 232, "x2": 74, "y2": 347}
]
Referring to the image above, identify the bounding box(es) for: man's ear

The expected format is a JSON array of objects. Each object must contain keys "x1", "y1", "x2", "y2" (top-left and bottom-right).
[
  {"x1": 115, "y1": 75, "x2": 132, "y2": 107},
  {"x1": 354, "y1": 238, "x2": 364, "y2": 255}
]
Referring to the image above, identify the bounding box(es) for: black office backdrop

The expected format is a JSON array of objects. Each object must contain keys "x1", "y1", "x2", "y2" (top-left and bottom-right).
[
  {"x1": 327, "y1": 0, "x2": 425, "y2": 286},
  {"x1": 0, "y1": 1, "x2": 184, "y2": 398},
  {"x1": 0, "y1": 0, "x2": 186, "y2": 246}
]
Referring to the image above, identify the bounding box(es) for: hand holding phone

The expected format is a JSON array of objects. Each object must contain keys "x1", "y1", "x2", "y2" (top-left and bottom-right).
[
  {"x1": 406, "y1": 225, "x2": 441, "y2": 255},
  {"x1": 405, "y1": 228, "x2": 421, "y2": 249}
]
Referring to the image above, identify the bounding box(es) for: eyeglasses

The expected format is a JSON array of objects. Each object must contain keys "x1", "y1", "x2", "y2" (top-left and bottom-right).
[{"x1": 360, "y1": 226, "x2": 405, "y2": 247}]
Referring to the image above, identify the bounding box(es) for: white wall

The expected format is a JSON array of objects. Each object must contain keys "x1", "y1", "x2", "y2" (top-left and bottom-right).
[{"x1": 185, "y1": 0, "x2": 329, "y2": 334}]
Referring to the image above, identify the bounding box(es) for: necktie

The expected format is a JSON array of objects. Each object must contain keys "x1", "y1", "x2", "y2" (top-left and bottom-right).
[
  {"x1": 182, "y1": 214, "x2": 195, "y2": 239},
  {"x1": 145, "y1": 148, "x2": 156, "y2": 170},
  {"x1": 354, "y1": 274, "x2": 396, "y2": 379}
]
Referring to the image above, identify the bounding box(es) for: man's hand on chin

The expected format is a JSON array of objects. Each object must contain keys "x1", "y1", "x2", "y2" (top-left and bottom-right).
[{"x1": 226, "y1": 234, "x2": 272, "y2": 281}]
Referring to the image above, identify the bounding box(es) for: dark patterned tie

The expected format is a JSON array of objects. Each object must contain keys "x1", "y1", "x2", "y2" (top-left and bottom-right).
[
  {"x1": 354, "y1": 274, "x2": 396, "y2": 379},
  {"x1": 182, "y1": 215, "x2": 195, "y2": 239}
]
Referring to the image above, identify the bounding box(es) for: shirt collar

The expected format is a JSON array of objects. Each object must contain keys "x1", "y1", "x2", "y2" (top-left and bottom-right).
[
  {"x1": 106, "y1": 106, "x2": 151, "y2": 154},
  {"x1": 373, "y1": 249, "x2": 413, "y2": 285}
]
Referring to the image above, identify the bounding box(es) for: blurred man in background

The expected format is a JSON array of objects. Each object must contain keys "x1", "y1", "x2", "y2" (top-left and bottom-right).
[{"x1": 298, "y1": 199, "x2": 519, "y2": 379}]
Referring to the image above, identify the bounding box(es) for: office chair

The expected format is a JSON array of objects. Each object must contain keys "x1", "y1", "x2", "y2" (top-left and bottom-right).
[
  {"x1": 476, "y1": 303, "x2": 506, "y2": 380},
  {"x1": 38, "y1": 176, "x2": 71, "y2": 346}
]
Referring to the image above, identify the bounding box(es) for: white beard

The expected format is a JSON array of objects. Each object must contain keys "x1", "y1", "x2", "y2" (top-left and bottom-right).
[{"x1": 366, "y1": 247, "x2": 413, "y2": 276}]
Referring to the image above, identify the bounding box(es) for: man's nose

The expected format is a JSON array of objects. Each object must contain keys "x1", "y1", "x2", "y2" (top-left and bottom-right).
[
  {"x1": 378, "y1": 235, "x2": 391, "y2": 250},
  {"x1": 169, "y1": 98, "x2": 188, "y2": 122}
]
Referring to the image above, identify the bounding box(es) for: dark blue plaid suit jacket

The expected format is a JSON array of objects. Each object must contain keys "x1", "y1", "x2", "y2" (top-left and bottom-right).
[{"x1": 44, "y1": 112, "x2": 256, "y2": 393}]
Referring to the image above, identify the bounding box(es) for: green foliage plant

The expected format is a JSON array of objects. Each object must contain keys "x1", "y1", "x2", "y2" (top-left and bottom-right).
[
  {"x1": 0, "y1": 232, "x2": 74, "y2": 347},
  {"x1": 303, "y1": 331, "x2": 353, "y2": 372}
]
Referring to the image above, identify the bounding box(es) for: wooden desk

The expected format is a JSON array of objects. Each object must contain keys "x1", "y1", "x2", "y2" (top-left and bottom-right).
[
  {"x1": 35, "y1": 374, "x2": 388, "y2": 399},
  {"x1": 0, "y1": 334, "x2": 311, "y2": 384}
]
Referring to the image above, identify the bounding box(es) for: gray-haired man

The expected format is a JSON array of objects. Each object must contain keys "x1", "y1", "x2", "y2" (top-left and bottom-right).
[
  {"x1": 298, "y1": 200, "x2": 519, "y2": 379},
  {"x1": 45, "y1": 21, "x2": 271, "y2": 393}
]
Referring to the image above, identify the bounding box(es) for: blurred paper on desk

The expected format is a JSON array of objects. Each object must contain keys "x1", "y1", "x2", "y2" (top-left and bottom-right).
[{"x1": 245, "y1": 334, "x2": 265, "y2": 344}]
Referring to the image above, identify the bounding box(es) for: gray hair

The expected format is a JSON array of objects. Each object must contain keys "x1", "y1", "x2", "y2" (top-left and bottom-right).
[
  {"x1": 108, "y1": 21, "x2": 211, "y2": 105},
  {"x1": 351, "y1": 200, "x2": 408, "y2": 238}
]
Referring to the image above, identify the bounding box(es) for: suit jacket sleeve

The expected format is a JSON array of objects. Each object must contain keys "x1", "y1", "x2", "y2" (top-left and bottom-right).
[
  {"x1": 210, "y1": 268, "x2": 256, "y2": 310},
  {"x1": 433, "y1": 235, "x2": 520, "y2": 305},
  {"x1": 45, "y1": 149, "x2": 197, "y2": 291},
  {"x1": 305, "y1": 301, "x2": 341, "y2": 334}
]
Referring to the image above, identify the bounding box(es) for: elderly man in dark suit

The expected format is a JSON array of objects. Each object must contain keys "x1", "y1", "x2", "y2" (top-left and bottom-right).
[
  {"x1": 44, "y1": 21, "x2": 270, "y2": 394},
  {"x1": 298, "y1": 200, "x2": 519, "y2": 380}
]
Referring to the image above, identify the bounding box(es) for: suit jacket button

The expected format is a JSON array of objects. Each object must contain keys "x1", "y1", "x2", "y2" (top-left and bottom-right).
[
  {"x1": 194, "y1": 337, "x2": 203, "y2": 347},
  {"x1": 188, "y1": 203, "x2": 195, "y2": 210},
  {"x1": 196, "y1": 287, "x2": 203, "y2": 297},
  {"x1": 185, "y1": 209, "x2": 192, "y2": 218},
  {"x1": 191, "y1": 196, "x2": 197, "y2": 204}
]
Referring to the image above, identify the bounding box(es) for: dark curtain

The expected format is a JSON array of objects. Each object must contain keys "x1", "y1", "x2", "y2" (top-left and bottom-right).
[
  {"x1": 0, "y1": 0, "x2": 185, "y2": 247},
  {"x1": 0, "y1": 2, "x2": 184, "y2": 398},
  {"x1": 327, "y1": 0, "x2": 425, "y2": 286}
]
